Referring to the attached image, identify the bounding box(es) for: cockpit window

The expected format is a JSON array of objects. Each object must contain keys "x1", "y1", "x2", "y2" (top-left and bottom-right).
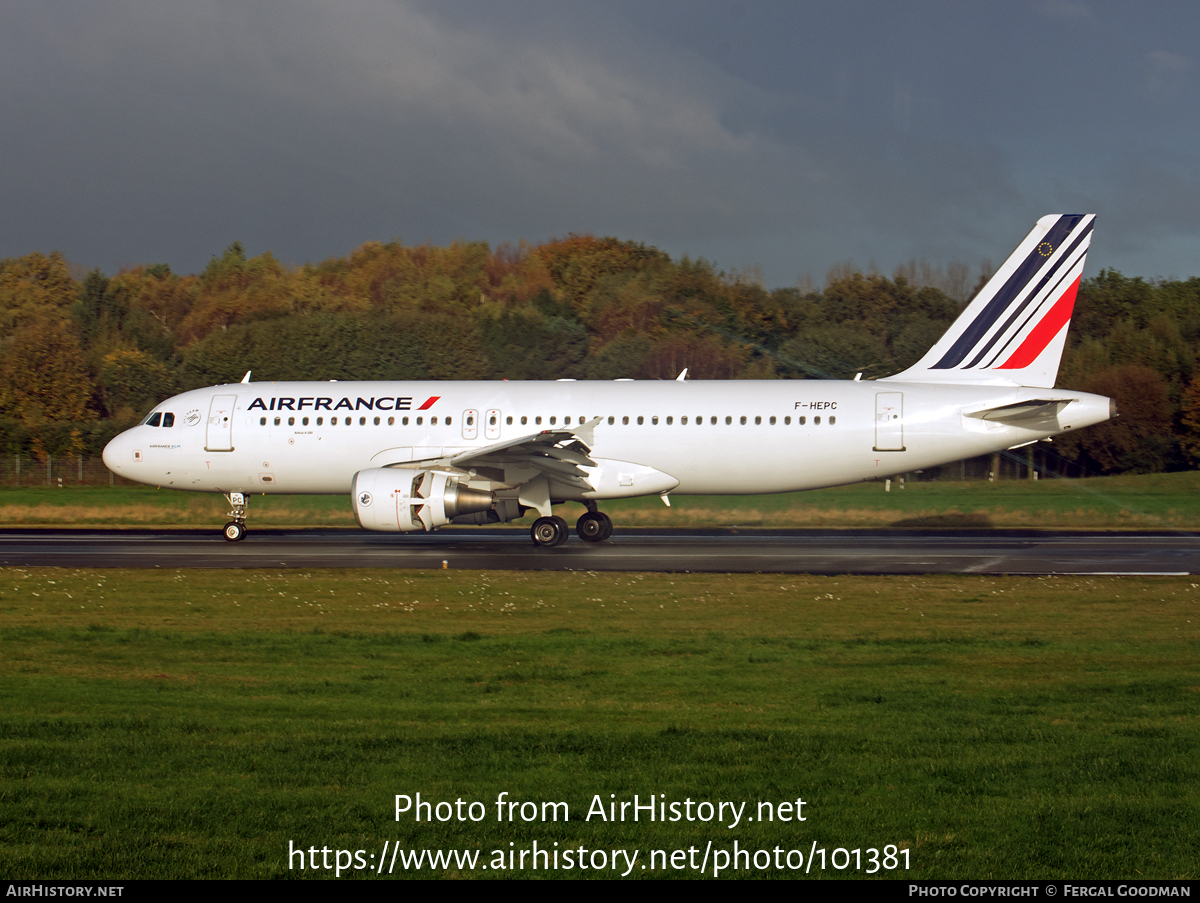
[
  {"x1": 146, "y1": 412, "x2": 162, "y2": 427},
  {"x1": 162, "y1": 413, "x2": 175, "y2": 428}
]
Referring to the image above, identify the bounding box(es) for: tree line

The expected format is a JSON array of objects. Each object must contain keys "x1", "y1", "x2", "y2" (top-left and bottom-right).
[{"x1": 1, "y1": 235, "x2": 1198, "y2": 477}]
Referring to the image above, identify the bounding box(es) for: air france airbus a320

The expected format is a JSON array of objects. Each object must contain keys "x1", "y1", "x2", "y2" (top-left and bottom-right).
[{"x1": 103, "y1": 215, "x2": 1114, "y2": 546}]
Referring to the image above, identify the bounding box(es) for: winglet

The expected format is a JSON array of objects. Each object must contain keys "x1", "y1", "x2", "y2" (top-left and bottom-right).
[
  {"x1": 676, "y1": 368, "x2": 689, "y2": 381},
  {"x1": 240, "y1": 371, "x2": 252, "y2": 384}
]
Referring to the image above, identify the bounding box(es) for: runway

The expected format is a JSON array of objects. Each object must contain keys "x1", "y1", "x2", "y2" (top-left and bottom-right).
[{"x1": 2, "y1": 527, "x2": 1198, "y2": 574}]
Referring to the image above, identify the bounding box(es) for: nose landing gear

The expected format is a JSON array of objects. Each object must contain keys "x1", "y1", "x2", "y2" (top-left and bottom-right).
[{"x1": 222, "y1": 492, "x2": 248, "y2": 542}]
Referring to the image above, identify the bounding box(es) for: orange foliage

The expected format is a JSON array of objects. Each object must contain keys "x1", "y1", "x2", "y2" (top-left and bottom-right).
[{"x1": 535, "y1": 235, "x2": 669, "y2": 307}]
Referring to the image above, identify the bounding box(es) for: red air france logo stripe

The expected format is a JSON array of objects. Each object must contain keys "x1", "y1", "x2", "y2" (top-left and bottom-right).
[
  {"x1": 997, "y1": 276, "x2": 1080, "y2": 370},
  {"x1": 417, "y1": 396, "x2": 441, "y2": 410}
]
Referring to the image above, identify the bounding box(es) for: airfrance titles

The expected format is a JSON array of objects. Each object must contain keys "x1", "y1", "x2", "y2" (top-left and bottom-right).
[{"x1": 247, "y1": 396, "x2": 435, "y2": 413}]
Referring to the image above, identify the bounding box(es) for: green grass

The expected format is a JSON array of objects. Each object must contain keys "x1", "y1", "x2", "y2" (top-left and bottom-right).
[
  {"x1": 3, "y1": 471, "x2": 1199, "y2": 529},
  {"x1": 2, "y1": 568, "x2": 1197, "y2": 878}
]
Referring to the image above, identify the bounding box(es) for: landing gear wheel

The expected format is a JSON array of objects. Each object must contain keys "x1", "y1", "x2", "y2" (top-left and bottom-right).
[
  {"x1": 531, "y1": 516, "x2": 568, "y2": 547},
  {"x1": 576, "y1": 511, "x2": 612, "y2": 542},
  {"x1": 550, "y1": 515, "x2": 570, "y2": 546},
  {"x1": 223, "y1": 521, "x2": 247, "y2": 542}
]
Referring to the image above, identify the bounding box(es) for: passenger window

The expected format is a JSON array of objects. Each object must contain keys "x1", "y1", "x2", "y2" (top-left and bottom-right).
[
  {"x1": 147, "y1": 413, "x2": 162, "y2": 427},
  {"x1": 388, "y1": 416, "x2": 394, "y2": 426},
  {"x1": 550, "y1": 416, "x2": 557, "y2": 425},
  {"x1": 755, "y1": 416, "x2": 762, "y2": 425},
  {"x1": 520, "y1": 416, "x2": 527, "y2": 425},
  {"x1": 288, "y1": 417, "x2": 295, "y2": 426},
  {"x1": 726, "y1": 416, "x2": 732, "y2": 425},
  {"x1": 709, "y1": 416, "x2": 716, "y2": 425},
  {"x1": 359, "y1": 416, "x2": 366, "y2": 426},
  {"x1": 467, "y1": 415, "x2": 474, "y2": 426},
  {"x1": 622, "y1": 416, "x2": 629, "y2": 425},
  {"x1": 829, "y1": 416, "x2": 836, "y2": 425},
  {"x1": 666, "y1": 416, "x2": 673, "y2": 425},
  {"x1": 607, "y1": 416, "x2": 614, "y2": 425},
  {"x1": 681, "y1": 416, "x2": 688, "y2": 425},
  {"x1": 769, "y1": 416, "x2": 776, "y2": 425},
  {"x1": 740, "y1": 416, "x2": 747, "y2": 425},
  {"x1": 564, "y1": 416, "x2": 571, "y2": 425},
  {"x1": 799, "y1": 416, "x2": 806, "y2": 425},
  {"x1": 331, "y1": 417, "x2": 338, "y2": 425},
  {"x1": 373, "y1": 416, "x2": 380, "y2": 425},
  {"x1": 274, "y1": 417, "x2": 281, "y2": 426},
  {"x1": 506, "y1": 416, "x2": 513, "y2": 425},
  {"x1": 260, "y1": 417, "x2": 267, "y2": 426},
  {"x1": 402, "y1": 417, "x2": 409, "y2": 426},
  {"x1": 535, "y1": 416, "x2": 542, "y2": 425},
  {"x1": 317, "y1": 417, "x2": 323, "y2": 425},
  {"x1": 416, "y1": 417, "x2": 423, "y2": 426},
  {"x1": 785, "y1": 416, "x2": 791, "y2": 425},
  {"x1": 445, "y1": 416, "x2": 451, "y2": 425},
  {"x1": 637, "y1": 416, "x2": 644, "y2": 425},
  {"x1": 814, "y1": 416, "x2": 821, "y2": 425},
  {"x1": 652, "y1": 416, "x2": 659, "y2": 425},
  {"x1": 302, "y1": 417, "x2": 309, "y2": 426}
]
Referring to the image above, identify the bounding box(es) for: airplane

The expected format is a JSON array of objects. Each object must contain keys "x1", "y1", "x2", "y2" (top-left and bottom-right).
[{"x1": 102, "y1": 214, "x2": 1114, "y2": 546}]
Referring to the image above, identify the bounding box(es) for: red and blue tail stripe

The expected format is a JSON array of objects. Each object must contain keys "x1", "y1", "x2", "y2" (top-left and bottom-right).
[{"x1": 885, "y1": 214, "x2": 1094, "y2": 388}]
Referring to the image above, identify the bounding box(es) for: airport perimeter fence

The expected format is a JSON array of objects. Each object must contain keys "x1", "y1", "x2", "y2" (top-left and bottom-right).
[
  {"x1": 0, "y1": 450, "x2": 1063, "y2": 490},
  {"x1": 1, "y1": 454, "x2": 140, "y2": 488}
]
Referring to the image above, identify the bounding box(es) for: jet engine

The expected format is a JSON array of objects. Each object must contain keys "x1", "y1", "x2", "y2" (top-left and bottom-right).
[{"x1": 351, "y1": 468, "x2": 501, "y2": 532}]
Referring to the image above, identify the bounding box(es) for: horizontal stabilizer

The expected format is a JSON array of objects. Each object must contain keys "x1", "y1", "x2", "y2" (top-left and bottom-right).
[{"x1": 965, "y1": 398, "x2": 1075, "y2": 431}]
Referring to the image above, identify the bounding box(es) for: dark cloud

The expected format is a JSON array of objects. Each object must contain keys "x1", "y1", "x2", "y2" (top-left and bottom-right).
[{"x1": 0, "y1": 0, "x2": 1197, "y2": 286}]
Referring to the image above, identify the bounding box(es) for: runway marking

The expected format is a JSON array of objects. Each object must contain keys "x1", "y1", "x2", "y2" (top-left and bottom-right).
[{"x1": 1063, "y1": 571, "x2": 1191, "y2": 576}]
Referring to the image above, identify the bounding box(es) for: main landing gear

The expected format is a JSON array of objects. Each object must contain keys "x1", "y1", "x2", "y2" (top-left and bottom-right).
[
  {"x1": 530, "y1": 506, "x2": 613, "y2": 546},
  {"x1": 531, "y1": 515, "x2": 570, "y2": 547},
  {"x1": 575, "y1": 510, "x2": 613, "y2": 542},
  {"x1": 223, "y1": 491, "x2": 248, "y2": 542}
]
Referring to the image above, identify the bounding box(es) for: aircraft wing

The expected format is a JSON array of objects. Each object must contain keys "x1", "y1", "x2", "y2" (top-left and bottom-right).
[{"x1": 389, "y1": 418, "x2": 601, "y2": 491}]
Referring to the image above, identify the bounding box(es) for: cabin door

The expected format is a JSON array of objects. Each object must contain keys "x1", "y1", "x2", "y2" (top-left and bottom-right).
[
  {"x1": 873, "y1": 392, "x2": 905, "y2": 452},
  {"x1": 206, "y1": 395, "x2": 237, "y2": 452}
]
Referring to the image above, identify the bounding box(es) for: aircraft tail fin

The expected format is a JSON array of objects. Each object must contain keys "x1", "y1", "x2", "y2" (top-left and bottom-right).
[{"x1": 883, "y1": 214, "x2": 1094, "y2": 388}]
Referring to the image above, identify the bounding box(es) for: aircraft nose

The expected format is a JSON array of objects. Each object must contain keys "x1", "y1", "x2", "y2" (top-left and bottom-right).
[{"x1": 102, "y1": 432, "x2": 125, "y2": 474}]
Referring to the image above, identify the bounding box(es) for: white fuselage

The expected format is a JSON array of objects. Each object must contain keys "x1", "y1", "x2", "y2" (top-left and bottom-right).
[{"x1": 102, "y1": 379, "x2": 1112, "y2": 499}]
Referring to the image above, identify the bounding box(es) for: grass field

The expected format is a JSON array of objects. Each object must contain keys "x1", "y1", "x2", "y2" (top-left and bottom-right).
[
  {"x1": 2, "y1": 568, "x2": 1197, "y2": 879},
  {"x1": 2, "y1": 470, "x2": 1200, "y2": 530}
]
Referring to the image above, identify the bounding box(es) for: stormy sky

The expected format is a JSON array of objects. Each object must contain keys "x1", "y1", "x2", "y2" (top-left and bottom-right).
[{"x1": 2, "y1": 1, "x2": 1197, "y2": 287}]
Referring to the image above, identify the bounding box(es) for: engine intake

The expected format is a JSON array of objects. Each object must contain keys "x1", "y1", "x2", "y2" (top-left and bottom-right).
[{"x1": 351, "y1": 468, "x2": 496, "y2": 532}]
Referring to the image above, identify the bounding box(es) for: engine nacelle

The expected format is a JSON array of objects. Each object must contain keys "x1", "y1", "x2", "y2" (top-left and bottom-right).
[{"x1": 351, "y1": 468, "x2": 497, "y2": 532}]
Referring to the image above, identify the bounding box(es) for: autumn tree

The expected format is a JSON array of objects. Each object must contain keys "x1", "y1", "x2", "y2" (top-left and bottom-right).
[
  {"x1": 0, "y1": 317, "x2": 96, "y2": 456},
  {"x1": 99, "y1": 349, "x2": 174, "y2": 419},
  {"x1": 1053, "y1": 365, "x2": 1174, "y2": 474},
  {"x1": 1179, "y1": 375, "x2": 1200, "y2": 467},
  {"x1": 0, "y1": 251, "x2": 78, "y2": 338}
]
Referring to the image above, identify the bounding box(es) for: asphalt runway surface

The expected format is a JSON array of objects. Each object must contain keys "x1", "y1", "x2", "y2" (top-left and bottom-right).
[{"x1": 2, "y1": 527, "x2": 1198, "y2": 574}]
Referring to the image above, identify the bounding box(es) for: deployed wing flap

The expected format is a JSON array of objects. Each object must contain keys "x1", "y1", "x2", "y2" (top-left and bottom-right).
[{"x1": 387, "y1": 423, "x2": 600, "y2": 491}]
